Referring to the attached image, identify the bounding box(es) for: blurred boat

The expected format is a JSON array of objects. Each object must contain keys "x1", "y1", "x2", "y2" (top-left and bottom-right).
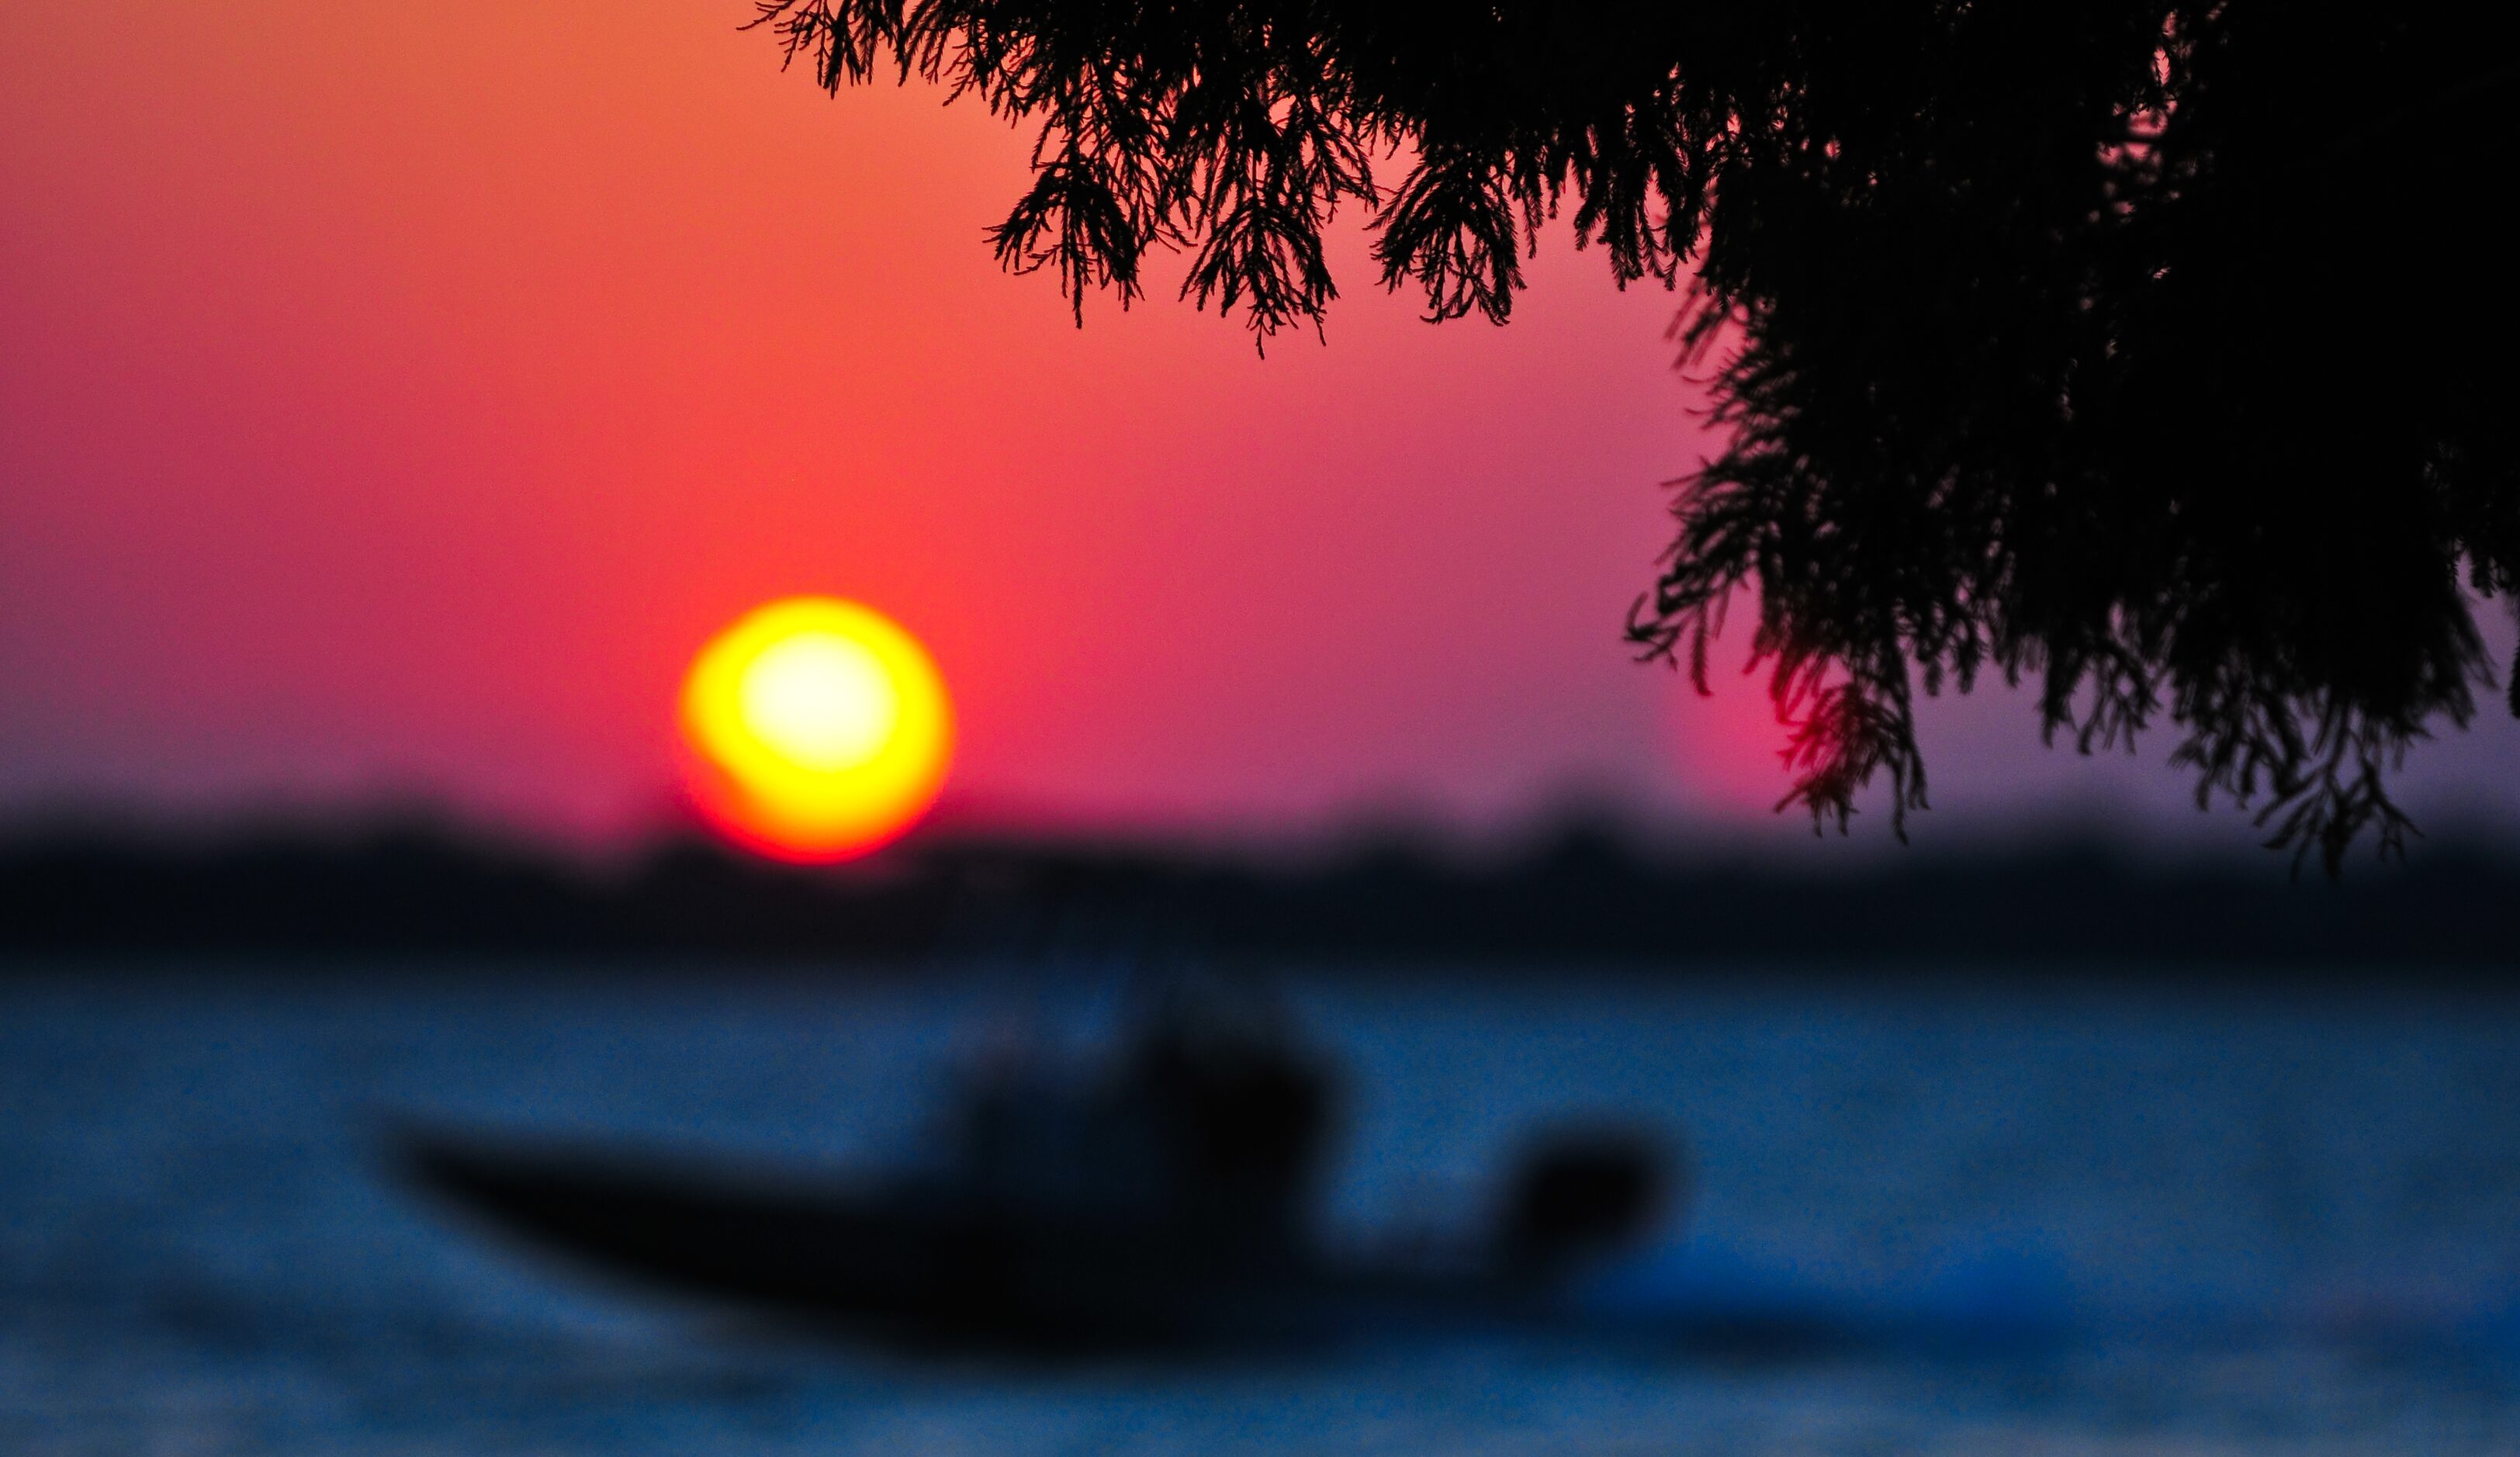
[{"x1": 395, "y1": 988, "x2": 1667, "y2": 1351}]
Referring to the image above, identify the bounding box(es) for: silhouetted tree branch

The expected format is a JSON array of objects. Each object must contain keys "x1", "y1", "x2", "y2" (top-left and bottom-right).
[{"x1": 749, "y1": 1, "x2": 2519, "y2": 871}]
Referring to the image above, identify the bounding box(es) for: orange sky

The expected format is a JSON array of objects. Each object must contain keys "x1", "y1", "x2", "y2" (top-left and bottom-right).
[{"x1": 5, "y1": 1, "x2": 2515, "y2": 851}]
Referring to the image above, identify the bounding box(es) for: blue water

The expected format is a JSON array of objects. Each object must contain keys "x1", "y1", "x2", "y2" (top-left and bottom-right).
[{"x1": 7, "y1": 960, "x2": 2520, "y2": 1453}]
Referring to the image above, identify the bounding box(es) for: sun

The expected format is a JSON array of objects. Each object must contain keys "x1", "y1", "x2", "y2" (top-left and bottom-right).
[{"x1": 680, "y1": 597, "x2": 953, "y2": 861}]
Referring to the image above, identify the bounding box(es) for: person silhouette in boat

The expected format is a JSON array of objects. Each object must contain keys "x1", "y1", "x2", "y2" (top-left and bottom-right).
[{"x1": 951, "y1": 973, "x2": 1334, "y2": 1269}]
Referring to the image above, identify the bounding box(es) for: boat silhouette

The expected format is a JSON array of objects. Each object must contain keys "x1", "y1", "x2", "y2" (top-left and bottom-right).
[{"x1": 396, "y1": 988, "x2": 1668, "y2": 1351}]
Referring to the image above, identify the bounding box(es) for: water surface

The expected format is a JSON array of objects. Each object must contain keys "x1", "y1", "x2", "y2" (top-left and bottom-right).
[{"x1": 6, "y1": 960, "x2": 2519, "y2": 1454}]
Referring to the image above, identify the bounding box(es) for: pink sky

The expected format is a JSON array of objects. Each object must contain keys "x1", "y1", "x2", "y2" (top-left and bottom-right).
[{"x1": 5, "y1": 1, "x2": 2515, "y2": 854}]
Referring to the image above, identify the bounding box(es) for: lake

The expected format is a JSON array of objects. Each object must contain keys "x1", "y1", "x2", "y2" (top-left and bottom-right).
[{"x1": 6, "y1": 959, "x2": 2520, "y2": 1453}]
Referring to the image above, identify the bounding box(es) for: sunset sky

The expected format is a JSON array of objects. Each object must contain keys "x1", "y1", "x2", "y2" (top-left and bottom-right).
[{"x1": 6, "y1": 1, "x2": 2515, "y2": 853}]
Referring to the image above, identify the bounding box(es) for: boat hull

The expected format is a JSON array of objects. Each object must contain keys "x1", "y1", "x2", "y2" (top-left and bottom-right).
[{"x1": 397, "y1": 1129, "x2": 1402, "y2": 1350}]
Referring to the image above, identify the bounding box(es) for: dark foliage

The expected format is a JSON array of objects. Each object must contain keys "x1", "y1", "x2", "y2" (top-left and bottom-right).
[{"x1": 748, "y1": 2, "x2": 2519, "y2": 867}]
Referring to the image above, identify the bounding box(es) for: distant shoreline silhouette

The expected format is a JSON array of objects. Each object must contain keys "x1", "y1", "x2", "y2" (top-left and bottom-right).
[{"x1": 4, "y1": 816, "x2": 2514, "y2": 972}]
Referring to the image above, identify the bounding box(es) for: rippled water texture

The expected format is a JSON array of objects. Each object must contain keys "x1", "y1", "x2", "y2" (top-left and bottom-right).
[{"x1": 7, "y1": 961, "x2": 2520, "y2": 1454}]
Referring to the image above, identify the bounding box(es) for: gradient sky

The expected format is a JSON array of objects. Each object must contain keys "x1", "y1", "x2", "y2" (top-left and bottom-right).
[{"x1": 6, "y1": 1, "x2": 2515, "y2": 854}]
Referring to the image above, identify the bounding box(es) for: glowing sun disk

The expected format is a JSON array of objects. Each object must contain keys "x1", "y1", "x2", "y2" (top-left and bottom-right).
[{"x1": 680, "y1": 597, "x2": 953, "y2": 861}]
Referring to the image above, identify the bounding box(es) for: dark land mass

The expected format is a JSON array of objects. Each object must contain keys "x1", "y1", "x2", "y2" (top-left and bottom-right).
[{"x1": 2, "y1": 818, "x2": 2515, "y2": 974}]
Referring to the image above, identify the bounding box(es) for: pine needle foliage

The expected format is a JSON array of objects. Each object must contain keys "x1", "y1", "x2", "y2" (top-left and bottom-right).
[{"x1": 749, "y1": 1, "x2": 2520, "y2": 870}]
